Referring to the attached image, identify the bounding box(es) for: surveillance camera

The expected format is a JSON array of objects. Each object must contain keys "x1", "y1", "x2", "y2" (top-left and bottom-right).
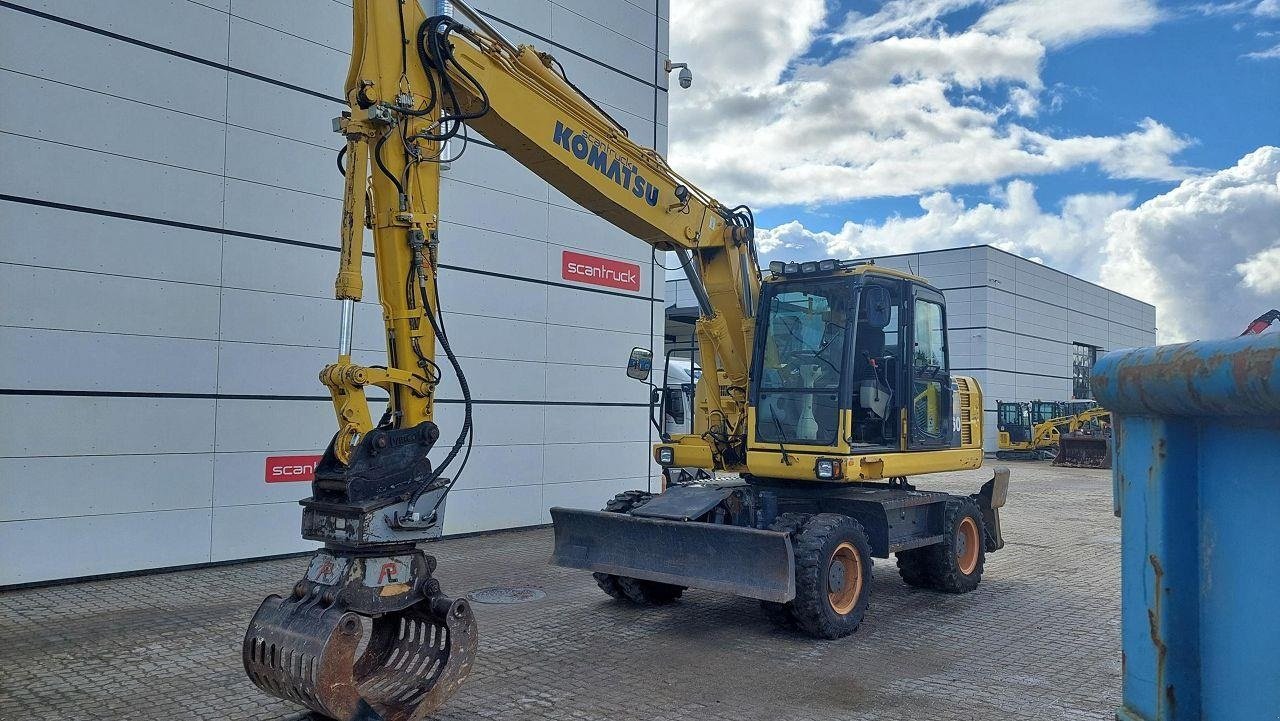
[{"x1": 678, "y1": 67, "x2": 693, "y2": 89}]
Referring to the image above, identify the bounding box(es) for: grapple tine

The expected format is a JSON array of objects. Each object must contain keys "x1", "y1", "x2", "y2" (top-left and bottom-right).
[{"x1": 243, "y1": 550, "x2": 477, "y2": 721}]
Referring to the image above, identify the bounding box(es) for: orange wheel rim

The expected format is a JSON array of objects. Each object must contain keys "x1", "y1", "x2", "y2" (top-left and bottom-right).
[
  {"x1": 956, "y1": 517, "x2": 980, "y2": 575},
  {"x1": 827, "y1": 542, "x2": 863, "y2": 615}
]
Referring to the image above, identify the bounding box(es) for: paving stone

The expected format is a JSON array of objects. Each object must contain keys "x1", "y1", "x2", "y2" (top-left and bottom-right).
[{"x1": 0, "y1": 463, "x2": 1120, "y2": 720}]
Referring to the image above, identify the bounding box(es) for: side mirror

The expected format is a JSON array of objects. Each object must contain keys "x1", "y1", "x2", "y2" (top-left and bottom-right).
[{"x1": 626, "y1": 347, "x2": 653, "y2": 381}]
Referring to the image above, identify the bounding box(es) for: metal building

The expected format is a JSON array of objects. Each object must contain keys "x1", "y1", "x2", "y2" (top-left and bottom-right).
[
  {"x1": 0, "y1": 0, "x2": 670, "y2": 585},
  {"x1": 665, "y1": 245, "x2": 1157, "y2": 450}
]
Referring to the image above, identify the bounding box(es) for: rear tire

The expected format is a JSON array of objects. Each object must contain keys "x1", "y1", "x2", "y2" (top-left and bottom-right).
[
  {"x1": 592, "y1": 490, "x2": 686, "y2": 605},
  {"x1": 789, "y1": 513, "x2": 873, "y2": 640},
  {"x1": 894, "y1": 498, "x2": 986, "y2": 593}
]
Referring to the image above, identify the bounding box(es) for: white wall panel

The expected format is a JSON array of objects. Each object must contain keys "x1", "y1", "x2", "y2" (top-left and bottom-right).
[
  {"x1": 554, "y1": 0, "x2": 657, "y2": 48},
  {"x1": 218, "y1": 287, "x2": 383, "y2": 351},
  {"x1": 229, "y1": 0, "x2": 350, "y2": 53},
  {"x1": 226, "y1": 73, "x2": 340, "y2": 148},
  {"x1": 438, "y1": 222, "x2": 551, "y2": 280},
  {"x1": 213, "y1": 451, "x2": 317, "y2": 507},
  {"x1": 225, "y1": 126, "x2": 342, "y2": 199},
  {"x1": 444, "y1": 144, "x2": 551, "y2": 205},
  {"x1": 0, "y1": 327, "x2": 218, "y2": 394},
  {"x1": 441, "y1": 179, "x2": 549, "y2": 241},
  {"x1": 428, "y1": 443, "x2": 545, "y2": 492},
  {"x1": 0, "y1": 509, "x2": 212, "y2": 585},
  {"x1": 545, "y1": 405, "x2": 648, "y2": 444},
  {"x1": 211, "y1": 502, "x2": 317, "y2": 562},
  {"x1": 215, "y1": 342, "x2": 334, "y2": 397},
  {"x1": 435, "y1": 270, "x2": 549, "y2": 322},
  {"x1": 434, "y1": 357, "x2": 548, "y2": 402},
  {"x1": 0, "y1": 71, "x2": 226, "y2": 175},
  {"x1": 0, "y1": 396, "x2": 216, "y2": 457},
  {"x1": 0, "y1": 265, "x2": 222, "y2": 339},
  {"x1": 441, "y1": 484, "x2": 543, "y2": 535},
  {"x1": 0, "y1": 9, "x2": 229, "y2": 120},
  {"x1": 0, "y1": 134, "x2": 225, "y2": 227},
  {"x1": 228, "y1": 16, "x2": 345, "y2": 97},
  {"x1": 546, "y1": 323, "x2": 652, "y2": 366},
  {"x1": 223, "y1": 177, "x2": 340, "y2": 246},
  {"x1": 0, "y1": 454, "x2": 214, "y2": 522},
  {"x1": 219, "y1": 236, "x2": 355, "y2": 299},
  {"x1": 0, "y1": 205, "x2": 223, "y2": 286},
  {"x1": 470, "y1": 0, "x2": 554, "y2": 38},
  {"x1": 550, "y1": 4, "x2": 651, "y2": 80},
  {"x1": 213, "y1": 399, "x2": 335, "y2": 453},
  {"x1": 432, "y1": 314, "x2": 550, "y2": 363},
  {"x1": 27, "y1": 0, "x2": 230, "y2": 62},
  {"x1": 543, "y1": 440, "x2": 651, "y2": 483}
]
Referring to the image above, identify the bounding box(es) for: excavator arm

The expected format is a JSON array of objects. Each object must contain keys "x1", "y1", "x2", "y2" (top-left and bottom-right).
[{"x1": 244, "y1": 3, "x2": 759, "y2": 720}]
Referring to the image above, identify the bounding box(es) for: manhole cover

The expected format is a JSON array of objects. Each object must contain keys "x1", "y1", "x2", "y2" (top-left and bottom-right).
[{"x1": 467, "y1": 587, "x2": 547, "y2": 604}]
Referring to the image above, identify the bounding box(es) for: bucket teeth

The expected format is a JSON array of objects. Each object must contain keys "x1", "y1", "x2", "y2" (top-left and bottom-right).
[{"x1": 243, "y1": 552, "x2": 477, "y2": 721}]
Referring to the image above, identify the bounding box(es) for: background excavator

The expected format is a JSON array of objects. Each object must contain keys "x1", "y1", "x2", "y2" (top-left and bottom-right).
[
  {"x1": 242, "y1": 2, "x2": 1009, "y2": 719},
  {"x1": 996, "y1": 399, "x2": 1112, "y2": 468}
]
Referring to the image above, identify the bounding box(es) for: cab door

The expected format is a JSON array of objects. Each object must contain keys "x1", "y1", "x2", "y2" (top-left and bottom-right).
[{"x1": 906, "y1": 286, "x2": 951, "y2": 449}]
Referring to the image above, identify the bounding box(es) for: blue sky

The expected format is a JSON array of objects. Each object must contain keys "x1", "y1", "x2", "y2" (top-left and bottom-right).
[
  {"x1": 751, "y1": 1, "x2": 1280, "y2": 234},
  {"x1": 667, "y1": 0, "x2": 1280, "y2": 341}
]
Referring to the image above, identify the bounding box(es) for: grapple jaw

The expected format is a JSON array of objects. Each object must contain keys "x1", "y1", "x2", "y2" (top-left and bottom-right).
[{"x1": 244, "y1": 549, "x2": 477, "y2": 721}]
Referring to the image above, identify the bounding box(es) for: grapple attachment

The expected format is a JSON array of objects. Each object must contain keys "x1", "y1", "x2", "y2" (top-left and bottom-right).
[
  {"x1": 244, "y1": 549, "x2": 476, "y2": 721},
  {"x1": 1054, "y1": 432, "x2": 1113, "y2": 469}
]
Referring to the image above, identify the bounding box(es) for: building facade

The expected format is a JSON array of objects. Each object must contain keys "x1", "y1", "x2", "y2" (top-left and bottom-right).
[
  {"x1": 0, "y1": 0, "x2": 671, "y2": 585},
  {"x1": 664, "y1": 245, "x2": 1157, "y2": 450}
]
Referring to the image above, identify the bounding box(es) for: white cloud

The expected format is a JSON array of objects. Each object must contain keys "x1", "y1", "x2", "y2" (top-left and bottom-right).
[
  {"x1": 1236, "y1": 246, "x2": 1280, "y2": 293},
  {"x1": 758, "y1": 180, "x2": 1132, "y2": 283},
  {"x1": 974, "y1": 0, "x2": 1161, "y2": 47},
  {"x1": 834, "y1": 0, "x2": 984, "y2": 43},
  {"x1": 1103, "y1": 147, "x2": 1280, "y2": 340},
  {"x1": 1244, "y1": 42, "x2": 1280, "y2": 58},
  {"x1": 668, "y1": 1, "x2": 1188, "y2": 207},
  {"x1": 1257, "y1": 0, "x2": 1280, "y2": 17},
  {"x1": 669, "y1": 0, "x2": 825, "y2": 93},
  {"x1": 756, "y1": 147, "x2": 1280, "y2": 342}
]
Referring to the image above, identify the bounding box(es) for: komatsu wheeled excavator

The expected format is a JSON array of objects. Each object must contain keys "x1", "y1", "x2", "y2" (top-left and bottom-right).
[{"x1": 242, "y1": 2, "x2": 1009, "y2": 719}]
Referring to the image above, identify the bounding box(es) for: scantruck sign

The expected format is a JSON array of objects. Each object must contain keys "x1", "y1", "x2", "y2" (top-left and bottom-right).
[
  {"x1": 265, "y1": 455, "x2": 322, "y2": 483},
  {"x1": 561, "y1": 250, "x2": 640, "y2": 292}
]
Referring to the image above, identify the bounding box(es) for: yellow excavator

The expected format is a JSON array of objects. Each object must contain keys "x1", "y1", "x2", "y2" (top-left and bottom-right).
[
  {"x1": 996, "y1": 400, "x2": 1112, "y2": 467},
  {"x1": 242, "y1": 2, "x2": 1009, "y2": 719}
]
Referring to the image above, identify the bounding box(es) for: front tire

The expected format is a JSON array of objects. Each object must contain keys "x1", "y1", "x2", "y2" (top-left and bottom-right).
[
  {"x1": 592, "y1": 490, "x2": 686, "y2": 605},
  {"x1": 789, "y1": 514, "x2": 873, "y2": 639}
]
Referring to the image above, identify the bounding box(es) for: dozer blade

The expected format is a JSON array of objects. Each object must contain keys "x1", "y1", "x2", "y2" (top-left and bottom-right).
[
  {"x1": 550, "y1": 507, "x2": 796, "y2": 602},
  {"x1": 243, "y1": 550, "x2": 476, "y2": 721},
  {"x1": 1054, "y1": 433, "x2": 1113, "y2": 469}
]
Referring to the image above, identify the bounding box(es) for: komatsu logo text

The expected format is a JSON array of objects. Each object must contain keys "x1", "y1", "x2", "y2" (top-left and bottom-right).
[{"x1": 553, "y1": 121, "x2": 659, "y2": 207}]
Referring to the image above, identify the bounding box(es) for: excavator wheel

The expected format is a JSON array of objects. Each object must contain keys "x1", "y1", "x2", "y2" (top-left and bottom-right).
[
  {"x1": 592, "y1": 490, "x2": 686, "y2": 605},
  {"x1": 759, "y1": 513, "x2": 810, "y2": 627},
  {"x1": 788, "y1": 513, "x2": 873, "y2": 640},
  {"x1": 895, "y1": 498, "x2": 986, "y2": 593}
]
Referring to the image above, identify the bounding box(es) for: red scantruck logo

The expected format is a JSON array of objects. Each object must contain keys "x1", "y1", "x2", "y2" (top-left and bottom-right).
[
  {"x1": 265, "y1": 455, "x2": 323, "y2": 483},
  {"x1": 562, "y1": 250, "x2": 640, "y2": 292}
]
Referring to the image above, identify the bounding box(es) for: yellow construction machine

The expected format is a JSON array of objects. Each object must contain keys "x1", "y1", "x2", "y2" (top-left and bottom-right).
[
  {"x1": 242, "y1": 2, "x2": 1009, "y2": 718},
  {"x1": 996, "y1": 400, "x2": 1111, "y2": 467}
]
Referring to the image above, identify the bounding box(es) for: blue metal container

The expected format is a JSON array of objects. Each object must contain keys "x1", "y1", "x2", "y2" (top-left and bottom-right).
[{"x1": 1093, "y1": 332, "x2": 1280, "y2": 721}]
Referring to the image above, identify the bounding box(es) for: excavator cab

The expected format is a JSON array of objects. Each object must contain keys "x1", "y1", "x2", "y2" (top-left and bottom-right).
[{"x1": 753, "y1": 267, "x2": 955, "y2": 454}]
